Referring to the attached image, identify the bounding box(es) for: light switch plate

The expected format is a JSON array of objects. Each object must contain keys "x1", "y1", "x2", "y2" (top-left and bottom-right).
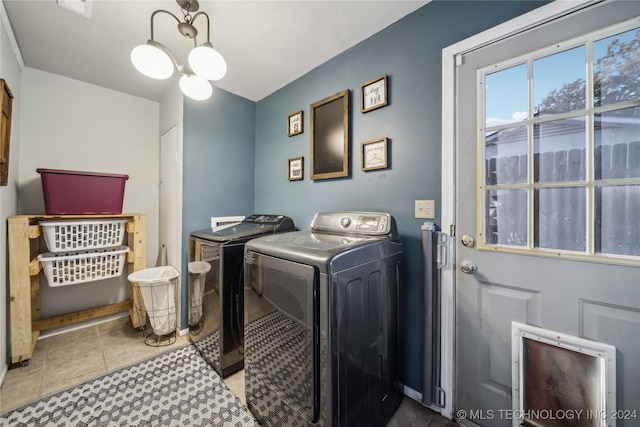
[{"x1": 415, "y1": 200, "x2": 435, "y2": 219}]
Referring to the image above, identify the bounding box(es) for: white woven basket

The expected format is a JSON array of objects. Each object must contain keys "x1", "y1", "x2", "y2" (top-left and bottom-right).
[
  {"x1": 38, "y1": 245, "x2": 129, "y2": 287},
  {"x1": 39, "y1": 219, "x2": 127, "y2": 252}
]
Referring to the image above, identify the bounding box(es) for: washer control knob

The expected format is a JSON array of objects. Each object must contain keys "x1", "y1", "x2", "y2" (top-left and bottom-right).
[{"x1": 340, "y1": 217, "x2": 351, "y2": 228}]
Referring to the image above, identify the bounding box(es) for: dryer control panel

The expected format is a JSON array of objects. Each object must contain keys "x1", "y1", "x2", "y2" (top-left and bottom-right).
[
  {"x1": 311, "y1": 211, "x2": 394, "y2": 236},
  {"x1": 244, "y1": 214, "x2": 288, "y2": 224}
]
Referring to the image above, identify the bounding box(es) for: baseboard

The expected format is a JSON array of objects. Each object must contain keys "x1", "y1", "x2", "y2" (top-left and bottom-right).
[
  {"x1": 402, "y1": 384, "x2": 449, "y2": 418},
  {"x1": 0, "y1": 364, "x2": 7, "y2": 388},
  {"x1": 38, "y1": 312, "x2": 130, "y2": 339},
  {"x1": 36, "y1": 312, "x2": 189, "y2": 340},
  {"x1": 403, "y1": 384, "x2": 423, "y2": 402}
]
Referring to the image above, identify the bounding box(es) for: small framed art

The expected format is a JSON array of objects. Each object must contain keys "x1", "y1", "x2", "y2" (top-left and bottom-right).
[
  {"x1": 288, "y1": 156, "x2": 304, "y2": 180},
  {"x1": 361, "y1": 137, "x2": 388, "y2": 171},
  {"x1": 360, "y1": 74, "x2": 388, "y2": 113},
  {"x1": 288, "y1": 110, "x2": 303, "y2": 137}
]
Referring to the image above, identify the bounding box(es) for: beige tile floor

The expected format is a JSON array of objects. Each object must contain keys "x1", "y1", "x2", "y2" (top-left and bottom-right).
[{"x1": 0, "y1": 315, "x2": 454, "y2": 426}]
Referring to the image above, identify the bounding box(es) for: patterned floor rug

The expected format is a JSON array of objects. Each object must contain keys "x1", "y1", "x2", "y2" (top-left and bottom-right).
[{"x1": 0, "y1": 343, "x2": 260, "y2": 427}]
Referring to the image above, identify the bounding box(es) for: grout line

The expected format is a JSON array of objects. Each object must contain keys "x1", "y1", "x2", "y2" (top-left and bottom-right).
[{"x1": 38, "y1": 312, "x2": 130, "y2": 339}]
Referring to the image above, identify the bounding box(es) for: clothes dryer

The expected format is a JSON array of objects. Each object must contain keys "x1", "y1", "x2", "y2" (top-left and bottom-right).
[
  {"x1": 244, "y1": 211, "x2": 404, "y2": 426},
  {"x1": 189, "y1": 214, "x2": 295, "y2": 377}
]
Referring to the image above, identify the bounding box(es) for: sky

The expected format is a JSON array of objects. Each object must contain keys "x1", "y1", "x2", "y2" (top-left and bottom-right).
[{"x1": 483, "y1": 28, "x2": 637, "y2": 128}]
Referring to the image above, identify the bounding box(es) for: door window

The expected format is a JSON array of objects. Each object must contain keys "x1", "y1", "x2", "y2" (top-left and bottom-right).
[{"x1": 480, "y1": 21, "x2": 640, "y2": 261}]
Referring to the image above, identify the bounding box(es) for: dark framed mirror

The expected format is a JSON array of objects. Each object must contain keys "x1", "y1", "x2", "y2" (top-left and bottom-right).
[{"x1": 310, "y1": 89, "x2": 349, "y2": 180}]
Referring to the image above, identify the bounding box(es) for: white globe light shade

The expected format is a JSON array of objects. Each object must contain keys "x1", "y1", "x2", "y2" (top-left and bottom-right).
[
  {"x1": 179, "y1": 74, "x2": 213, "y2": 101},
  {"x1": 188, "y1": 45, "x2": 227, "y2": 81},
  {"x1": 131, "y1": 43, "x2": 174, "y2": 79}
]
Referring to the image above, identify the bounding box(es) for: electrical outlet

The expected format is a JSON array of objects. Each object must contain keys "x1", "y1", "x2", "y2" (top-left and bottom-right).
[{"x1": 415, "y1": 200, "x2": 435, "y2": 219}]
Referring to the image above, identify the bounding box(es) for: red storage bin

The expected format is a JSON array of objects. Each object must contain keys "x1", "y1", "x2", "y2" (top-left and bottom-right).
[{"x1": 37, "y1": 168, "x2": 129, "y2": 215}]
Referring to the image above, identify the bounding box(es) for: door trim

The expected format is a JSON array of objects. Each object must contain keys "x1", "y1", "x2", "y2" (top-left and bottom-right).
[
  {"x1": 160, "y1": 124, "x2": 184, "y2": 331},
  {"x1": 440, "y1": 0, "x2": 598, "y2": 419}
]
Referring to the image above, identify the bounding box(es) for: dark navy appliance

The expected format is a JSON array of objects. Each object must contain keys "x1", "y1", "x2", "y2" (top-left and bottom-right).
[
  {"x1": 188, "y1": 214, "x2": 295, "y2": 377},
  {"x1": 243, "y1": 211, "x2": 404, "y2": 426}
]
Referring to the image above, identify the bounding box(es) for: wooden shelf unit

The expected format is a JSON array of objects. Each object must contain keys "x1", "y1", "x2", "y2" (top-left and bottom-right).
[{"x1": 8, "y1": 213, "x2": 147, "y2": 365}]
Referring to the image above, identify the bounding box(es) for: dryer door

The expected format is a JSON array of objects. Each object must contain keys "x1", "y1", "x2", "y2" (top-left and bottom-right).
[{"x1": 244, "y1": 252, "x2": 319, "y2": 424}]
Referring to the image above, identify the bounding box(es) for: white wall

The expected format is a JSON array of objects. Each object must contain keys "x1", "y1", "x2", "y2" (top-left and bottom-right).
[
  {"x1": 160, "y1": 83, "x2": 183, "y2": 136},
  {"x1": 18, "y1": 68, "x2": 160, "y2": 318},
  {"x1": 0, "y1": 3, "x2": 22, "y2": 384}
]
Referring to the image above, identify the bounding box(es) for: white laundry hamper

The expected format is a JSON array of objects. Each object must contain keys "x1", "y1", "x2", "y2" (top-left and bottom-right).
[
  {"x1": 188, "y1": 261, "x2": 211, "y2": 331},
  {"x1": 127, "y1": 265, "x2": 179, "y2": 346}
]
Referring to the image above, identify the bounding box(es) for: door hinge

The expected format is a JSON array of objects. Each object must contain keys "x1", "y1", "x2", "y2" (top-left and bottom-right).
[{"x1": 449, "y1": 224, "x2": 456, "y2": 237}]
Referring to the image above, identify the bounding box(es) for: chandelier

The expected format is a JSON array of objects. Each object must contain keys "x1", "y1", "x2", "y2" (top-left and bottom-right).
[{"x1": 130, "y1": 0, "x2": 227, "y2": 101}]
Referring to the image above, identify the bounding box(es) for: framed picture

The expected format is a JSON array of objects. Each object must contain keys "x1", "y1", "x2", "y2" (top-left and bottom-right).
[
  {"x1": 360, "y1": 74, "x2": 388, "y2": 113},
  {"x1": 361, "y1": 137, "x2": 388, "y2": 171},
  {"x1": 288, "y1": 156, "x2": 304, "y2": 181},
  {"x1": 310, "y1": 89, "x2": 349, "y2": 180},
  {"x1": 287, "y1": 110, "x2": 303, "y2": 137}
]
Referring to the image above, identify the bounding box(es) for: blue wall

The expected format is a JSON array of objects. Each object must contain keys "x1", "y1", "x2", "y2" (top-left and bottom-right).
[
  {"x1": 182, "y1": 86, "x2": 256, "y2": 324},
  {"x1": 252, "y1": 1, "x2": 546, "y2": 392},
  {"x1": 179, "y1": 0, "x2": 547, "y2": 394}
]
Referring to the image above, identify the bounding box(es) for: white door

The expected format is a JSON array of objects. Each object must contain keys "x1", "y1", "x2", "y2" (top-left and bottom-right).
[
  {"x1": 455, "y1": 3, "x2": 640, "y2": 426},
  {"x1": 160, "y1": 125, "x2": 179, "y2": 271}
]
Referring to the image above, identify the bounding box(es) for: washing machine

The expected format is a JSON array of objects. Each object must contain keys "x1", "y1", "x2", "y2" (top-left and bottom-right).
[
  {"x1": 188, "y1": 214, "x2": 296, "y2": 377},
  {"x1": 243, "y1": 211, "x2": 404, "y2": 427}
]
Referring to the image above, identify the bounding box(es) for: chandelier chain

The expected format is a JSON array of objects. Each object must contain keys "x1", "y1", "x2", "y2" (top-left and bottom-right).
[{"x1": 180, "y1": 0, "x2": 193, "y2": 24}]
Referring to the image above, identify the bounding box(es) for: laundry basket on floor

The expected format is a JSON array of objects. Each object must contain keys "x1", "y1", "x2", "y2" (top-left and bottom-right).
[
  {"x1": 127, "y1": 266, "x2": 179, "y2": 346},
  {"x1": 188, "y1": 261, "x2": 211, "y2": 334}
]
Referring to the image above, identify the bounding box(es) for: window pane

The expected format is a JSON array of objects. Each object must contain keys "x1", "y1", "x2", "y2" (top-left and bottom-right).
[
  {"x1": 534, "y1": 187, "x2": 586, "y2": 251},
  {"x1": 534, "y1": 46, "x2": 586, "y2": 116},
  {"x1": 593, "y1": 28, "x2": 640, "y2": 107},
  {"x1": 595, "y1": 185, "x2": 640, "y2": 256},
  {"x1": 595, "y1": 106, "x2": 640, "y2": 179},
  {"x1": 534, "y1": 117, "x2": 586, "y2": 182},
  {"x1": 485, "y1": 64, "x2": 528, "y2": 127},
  {"x1": 485, "y1": 127, "x2": 527, "y2": 185},
  {"x1": 485, "y1": 189, "x2": 527, "y2": 246}
]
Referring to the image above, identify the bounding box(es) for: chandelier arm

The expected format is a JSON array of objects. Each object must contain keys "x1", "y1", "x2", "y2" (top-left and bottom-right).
[
  {"x1": 190, "y1": 11, "x2": 211, "y2": 43},
  {"x1": 148, "y1": 40, "x2": 181, "y2": 71},
  {"x1": 150, "y1": 9, "x2": 181, "y2": 41}
]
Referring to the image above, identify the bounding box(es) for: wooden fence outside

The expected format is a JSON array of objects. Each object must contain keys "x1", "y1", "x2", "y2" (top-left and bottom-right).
[{"x1": 485, "y1": 141, "x2": 640, "y2": 256}]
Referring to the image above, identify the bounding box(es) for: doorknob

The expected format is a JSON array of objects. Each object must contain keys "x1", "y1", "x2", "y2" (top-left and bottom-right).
[
  {"x1": 461, "y1": 234, "x2": 475, "y2": 248},
  {"x1": 460, "y1": 260, "x2": 477, "y2": 274}
]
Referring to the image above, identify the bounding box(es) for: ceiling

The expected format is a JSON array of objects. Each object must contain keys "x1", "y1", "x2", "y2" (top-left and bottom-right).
[{"x1": 2, "y1": 0, "x2": 428, "y2": 102}]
